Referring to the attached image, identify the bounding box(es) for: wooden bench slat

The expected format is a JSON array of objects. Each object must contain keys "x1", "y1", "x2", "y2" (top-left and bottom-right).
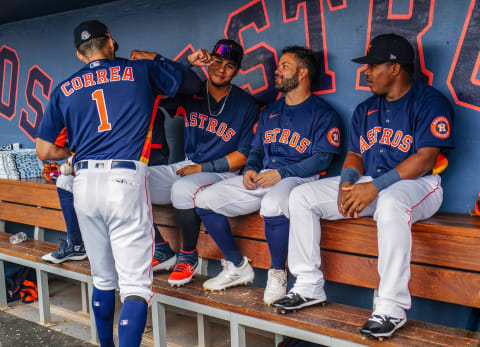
[
  {"x1": 0, "y1": 178, "x2": 60, "y2": 209},
  {"x1": 0, "y1": 201, "x2": 66, "y2": 231}
]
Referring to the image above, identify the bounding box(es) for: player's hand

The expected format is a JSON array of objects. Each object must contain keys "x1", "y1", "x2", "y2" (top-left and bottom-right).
[
  {"x1": 130, "y1": 50, "x2": 157, "y2": 61},
  {"x1": 337, "y1": 182, "x2": 353, "y2": 217},
  {"x1": 176, "y1": 164, "x2": 201, "y2": 177},
  {"x1": 243, "y1": 170, "x2": 258, "y2": 190},
  {"x1": 188, "y1": 49, "x2": 213, "y2": 67},
  {"x1": 255, "y1": 169, "x2": 281, "y2": 188},
  {"x1": 340, "y1": 182, "x2": 378, "y2": 218}
]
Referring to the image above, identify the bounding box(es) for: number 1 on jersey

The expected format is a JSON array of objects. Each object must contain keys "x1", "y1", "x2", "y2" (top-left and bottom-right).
[{"x1": 92, "y1": 89, "x2": 112, "y2": 132}]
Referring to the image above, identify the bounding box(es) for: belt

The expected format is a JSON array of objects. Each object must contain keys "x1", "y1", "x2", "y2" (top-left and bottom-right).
[{"x1": 74, "y1": 160, "x2": 137, "y2": 171}]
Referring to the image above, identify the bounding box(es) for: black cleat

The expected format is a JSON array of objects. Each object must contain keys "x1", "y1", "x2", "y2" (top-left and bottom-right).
[
  {"x1": 272, "y1": 292, "x2": 326, "y2": 314},
  {"x1": 360, "y1": 314, "x2": 407, "y2": 339}
]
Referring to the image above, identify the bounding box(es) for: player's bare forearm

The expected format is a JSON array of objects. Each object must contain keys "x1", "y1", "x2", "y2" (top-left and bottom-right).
[
  {"x1": 243, "y1": 170, "x2": 258, "y2": 190},
  {"x1": 341, "y1": 151, "x2": 364, "y2": 175},
  {"x1": 396, "y1": 147, "x2": 441, "y2": 179},
  {"x1": 255, "y1": 169, "x2": 281, "y2": 188},
  {"x1": 36, "y1": 138, "x2": 71, "y2": 161},
  {"x1": 129, "y1": 50, "x2": 157, "y2": 61},
  {"x1": 225, "y1": 151, "x2": 248, "y2": 171},
  {"x1": 176, "y1": 164, "x2": 201, "y2": 177}
]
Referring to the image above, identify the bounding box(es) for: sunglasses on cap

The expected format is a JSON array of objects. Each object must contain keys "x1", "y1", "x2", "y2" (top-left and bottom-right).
[{"x1": 212, "y1": 43, "x2": 242, "y2": 66}]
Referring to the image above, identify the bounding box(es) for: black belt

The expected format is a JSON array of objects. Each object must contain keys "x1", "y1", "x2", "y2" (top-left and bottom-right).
[{"x1": 74, "y1": 160, "x2": 137, "y2": 171}]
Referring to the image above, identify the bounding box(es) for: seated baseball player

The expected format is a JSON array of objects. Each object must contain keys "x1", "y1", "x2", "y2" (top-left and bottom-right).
[
  {"x1": 272, "y1": 34, "x2": 455, "y2": 339},
  {"x1": 36, "y1": 20, "x2": 204, "y2": 347},
  {"x1": 194, "y1": 46, "x2": 342, "y2": 305},
  {"x1": 133, "y1": 40, "x2": 259, "y2": 287}
]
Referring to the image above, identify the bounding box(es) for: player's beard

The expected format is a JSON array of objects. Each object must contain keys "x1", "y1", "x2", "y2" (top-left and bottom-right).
[
  {"x1": 275, "y1": 70, "x2": 299, "y2": 93},
  {"x1": 210, "y1": 80, "x2": 231, "y2": 89}
]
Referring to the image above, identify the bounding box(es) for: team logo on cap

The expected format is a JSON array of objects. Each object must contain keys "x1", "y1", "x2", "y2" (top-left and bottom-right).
[
  {"x1": 327, "y1": 127, "x2": 341, "y2": 147},
  {"x1": 430, "y1": 116, "x2": 450, "y2": 139},
  {"x1": 81, "y1": 31, "x2": 91, "y2": 40}
]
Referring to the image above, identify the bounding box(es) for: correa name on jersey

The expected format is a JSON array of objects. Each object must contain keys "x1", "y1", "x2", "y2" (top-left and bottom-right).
[
  {"x1": 350, "y1": 82, "x2": 455, "y2": 177},
  {"x1": 253, "y1": 94, "x2": 342, "y2": 170},
  {"x1": 37, "y1": 57, "x2": 183, "y2": 164}
]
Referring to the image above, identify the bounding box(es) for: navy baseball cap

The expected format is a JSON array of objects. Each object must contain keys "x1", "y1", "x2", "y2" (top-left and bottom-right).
[
  {"x1": 352, "y1": 33, "x2": 414, "y2": 65},
  {"x1": 74, "y1": 20, "x2": 118, "y2": 51},
  {"x1": 211, "y1": 39, "x2": 243, "y2": 66}
]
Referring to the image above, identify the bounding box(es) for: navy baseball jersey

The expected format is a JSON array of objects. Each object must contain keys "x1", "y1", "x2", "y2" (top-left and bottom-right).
[
  {"x1": 349, "y1": 82, "x2": 455, "y2": 178},
  {"x1": 37, "y1": 56, "x2": 183, "y2": 164},
  {"x1": 251, "y1": 94, "x2": 342, "y2": 169},
  {"x1": 164, "y1": 83, "x2": 259, "y2": 163}
]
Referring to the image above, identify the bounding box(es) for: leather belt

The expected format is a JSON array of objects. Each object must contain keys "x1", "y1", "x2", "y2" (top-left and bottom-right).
[{"x1": 74, "y1": 160, "x2": 137, "y2": 171}]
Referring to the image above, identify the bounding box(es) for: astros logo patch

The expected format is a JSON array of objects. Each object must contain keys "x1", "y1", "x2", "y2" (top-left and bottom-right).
[
  {"x1": 430, "y1": 116, "x2": 450, "y2": 139},
  {"x1": 327, "y1": 127, "x2": 341, "y2": 147}
]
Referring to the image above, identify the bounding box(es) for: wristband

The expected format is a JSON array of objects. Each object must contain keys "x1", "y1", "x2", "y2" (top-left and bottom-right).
[
  {"x1": 372, "y1": 169, "x2": 401, "y2": 192},
  {"x1": 200, "y1": 157, "x2": 230, "y2": 173},
  {"x1": 340, "y1": 168, "x2": 360, "y2": 185}
]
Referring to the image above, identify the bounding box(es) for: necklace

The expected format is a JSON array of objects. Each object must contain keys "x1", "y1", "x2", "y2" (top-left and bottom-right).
[{"x1": 206, "y1": 81, "x2": 232, "y2": 117}]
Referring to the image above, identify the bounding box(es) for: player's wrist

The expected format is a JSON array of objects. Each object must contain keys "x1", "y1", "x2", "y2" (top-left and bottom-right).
[
  {"x1": 371, "y1": 169, "x2": 401, "y2": 192},
  {"x1": 340, "y1": 167, "x2": 360, "y2": 185},
  {"x1": 200, "y1": 157, "x2": 229, "y2": 173}
]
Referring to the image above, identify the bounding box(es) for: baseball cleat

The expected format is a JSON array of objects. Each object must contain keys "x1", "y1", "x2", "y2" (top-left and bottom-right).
[
  {"x1": 167, "y1": 249, "x2": 198, "y2": 287},
  {"x1": 152, "y1": 242, "x2": 176, "y2": 271},
  {"x1": 263, "y1": 269, "x2": 287, "y2": 306},
  {"x1": 359, "y1": 314, "x2": 407, "y2": 339},
  {"x1": 203, "y1": 257, "x2": 254, "y2": 291},
  {"x1": 272, "y1": 292, "x2": 326, "y2": 314},
  {"x1": 42, "y1": 239, "x2": 87, "y2": 264}
]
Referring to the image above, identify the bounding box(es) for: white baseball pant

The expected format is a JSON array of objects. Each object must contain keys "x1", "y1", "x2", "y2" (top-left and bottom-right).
[
  {"x1": 287, "y1": 175, "x2": 443, "y2": 318},
  {"x1": 73, "y1": 160, "x2": 154, "y2": 304},
  {"x1": 56, "y1": 173, "x2": 73, "y2": 193},
  {"x1": 195, "y1": 170, "x2": 318, "y2": 218},
  {"x1": 148, "y1": 160, "x2": 237, "y2": 208}
]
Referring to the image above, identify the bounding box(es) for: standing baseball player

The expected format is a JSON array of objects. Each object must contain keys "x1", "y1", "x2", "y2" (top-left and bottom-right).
[
  {"x1": 273, "y1": 34, "x2": 455, "y2": 339},
  {"x1": 132, "y1": 39, "x2": 259, "y2": 287},
  {"x1": 195, "y1": 46, "x2": 342, "y2": 305},
  {"x1": 36, "y1": 20, "x2": 202, "y2": 347}
]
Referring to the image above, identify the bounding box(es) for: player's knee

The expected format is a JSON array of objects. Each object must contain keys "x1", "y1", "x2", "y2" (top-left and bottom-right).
[
  {"x1": 124, "y1": 295, "x2": 147, "y2": 305},
  {"x1": 260, "y1": 194, "x2": 286, "y2": 217},
  {"x1": 374, "y1": 193, "x2": 407, "y2": 224},
  {"x1": 171, "y1": 179, "x2": 196, "y2": 209},
  {"x1": 194, "y1": 188, "x2": 215, "y2": 210}
]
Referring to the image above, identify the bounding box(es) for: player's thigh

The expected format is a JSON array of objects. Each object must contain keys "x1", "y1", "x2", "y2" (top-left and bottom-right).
[
  {"x1": 148, "y1": 160, "x2": 192, "y2": 204},
  {"x1": 171, "y1": 171, "x2": 237, "y2": 209},
  {"x1": 195, "y1": 175, "x2": 263, "y2": 217},
  {"x1": 108, "y1": 166, "x2": 154, "y2": 302},
  {"x1": 72, "y1": 173, "x2": 117, "y2": 289},
  {"x1": 375, "y1": 175, "x2": 443, "y2": 223},
  {"x1": 260, "y1": 176, "x2": 317, "y2": 218}
]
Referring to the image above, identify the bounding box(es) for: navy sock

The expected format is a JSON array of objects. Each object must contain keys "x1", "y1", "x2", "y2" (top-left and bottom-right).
[
  {"x1": 263, "y1": 215, "x2": 289, "y2": 270},
  {"x1": 196, "y1": 207, "x2": 243, "y2": 265},
  {"x1": 91, "y1": 287, "x2": 115, "y2": 347},
  {"x1": 175, "y1": 208, "x2": 201, "y2": 252},
  {"x1": 154, "y1": 224, "x2": 166, "y2": 244},
  {"x1": 118, "y1": 298, "x2": 148, "y2": 347},
  {"x1": 57, "y1": 187, "x2": 82, "y2": 245}
]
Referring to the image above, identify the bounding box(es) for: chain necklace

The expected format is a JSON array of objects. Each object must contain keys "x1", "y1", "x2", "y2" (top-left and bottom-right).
[{"x1": 206, "y1": 81, "x2": 232, "y2": 117}]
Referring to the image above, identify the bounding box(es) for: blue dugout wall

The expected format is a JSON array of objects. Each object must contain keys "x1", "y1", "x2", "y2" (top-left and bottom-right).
[{"x1": 0, "y1": 0, "x2": 479, "y2": 331}]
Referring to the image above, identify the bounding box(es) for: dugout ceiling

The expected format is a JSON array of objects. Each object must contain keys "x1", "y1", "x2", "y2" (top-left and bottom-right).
[{"x1": 0, "y1": 0, "x2": 120, "y2": 25}]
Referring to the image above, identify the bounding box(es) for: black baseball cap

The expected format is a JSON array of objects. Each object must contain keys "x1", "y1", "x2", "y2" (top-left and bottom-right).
[
  {"x1": 352, "y1": 33, "x2": 414, "y2": 65},
  {"x1": 211, "y1": 39, "x2": 243, "y2": 66},
  {"x1": 74, "y1": 20, "x2": 118, "y2": 51}
]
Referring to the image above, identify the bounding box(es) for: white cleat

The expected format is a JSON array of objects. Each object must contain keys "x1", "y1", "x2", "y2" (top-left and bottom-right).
[
  {"x1": 203, "y1": 257, "x2": 254, "y2": 291},
  {"x1": 263, "y1": 269, "x2": 287, "y2": 306}
]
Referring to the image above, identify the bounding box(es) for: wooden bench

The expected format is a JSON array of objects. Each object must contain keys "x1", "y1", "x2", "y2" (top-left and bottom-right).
[
  {"x1": 0, "y1": 178, "x2": 97, "y2": 341},
  {"x1": 152, "y1": 205, "x2": 480, "y2": 347},
  {"x1": 1, "y1": 178, "x2": 480, "y2": 346}
]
